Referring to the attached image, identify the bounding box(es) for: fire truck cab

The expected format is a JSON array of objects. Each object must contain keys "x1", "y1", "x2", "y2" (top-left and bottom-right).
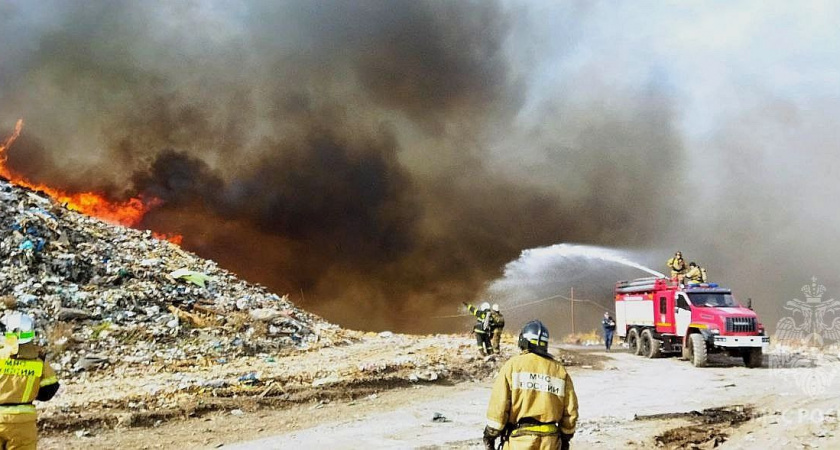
[{"x1": 615, "y1": 277, "x2": 769, "y2": 367}]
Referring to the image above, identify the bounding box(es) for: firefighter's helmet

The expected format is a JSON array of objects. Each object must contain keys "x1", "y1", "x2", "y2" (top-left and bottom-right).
[
  {"x1": 491, "y1": 304, "x2": 500, "y2": 312},
  {"x1": 480, "y1": 302, "x2": 490, "y2": 311},
  {"x1": 518, "y1": 320, "x2": 550, "y2": 357},
  {"x1": 2, "y1": 312, "x2": 35, "y2": 344}
]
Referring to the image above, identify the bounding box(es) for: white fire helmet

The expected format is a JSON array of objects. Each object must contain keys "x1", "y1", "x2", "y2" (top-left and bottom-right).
[
  {"x1": 491, "y1": 304, "x2": 500, "y2": 312},
  {"x1": 479, "y1": 302, "x2": 490, "y2": 311},
  {"x1": 2, "y1": 312, "x2": 35, "y2": 344}
]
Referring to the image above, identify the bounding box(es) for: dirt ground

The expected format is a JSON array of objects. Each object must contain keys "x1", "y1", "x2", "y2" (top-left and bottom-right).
[
  {"x1": 40, "y1": 341, "x2": 840, "y2": 449},
  {"x1": 36, "y1": 332, "x2": 596, "y2": 449},
  {"x1": 221, "y1": 348, "x2": 840, "y2": 450}
]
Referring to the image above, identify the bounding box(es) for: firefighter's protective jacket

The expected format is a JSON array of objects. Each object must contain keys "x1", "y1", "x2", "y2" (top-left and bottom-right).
[
  {"x1": 467, "y1": 304, "x2": 491, "y2": 334},
  {"x1": 685, "y1": 266, "x2": 702, "y2": 282},
  {"x1": 486, "y1": 351, "x2": 578, "y2": 437},
  {"x1": 667, "y1": 257, "x2": 686, "y2": 274},
  {"x1": 0, "y1": 342, "x2": 59, "y2": 416},
  {"x1": 490, "y1": 311, "x2": 505, "y2": 331}
]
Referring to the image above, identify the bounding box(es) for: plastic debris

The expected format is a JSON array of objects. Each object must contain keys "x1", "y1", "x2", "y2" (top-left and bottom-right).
[{"x1": 0, "y1": 179, "x2": 334, "y2": 376}]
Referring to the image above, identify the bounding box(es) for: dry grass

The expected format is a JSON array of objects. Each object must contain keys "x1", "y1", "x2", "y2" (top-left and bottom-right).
[
  {"x1": 561, "y1": 329, "x2": 603, "y2": 345},
  {"x1": 250, "y1": 320, "x2": 268, "y2": 339},
  {"x1": 225, "y1": 312, "x2": 250, "y2": 332}
]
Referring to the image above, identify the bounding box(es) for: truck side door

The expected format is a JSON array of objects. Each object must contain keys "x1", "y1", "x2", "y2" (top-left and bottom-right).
[
  {"x1": 675, "y1": 292, "x2": 691, "y2": 337},
  {"x1": 655, "y1": 291, "x2": 676, "y2": 334}
]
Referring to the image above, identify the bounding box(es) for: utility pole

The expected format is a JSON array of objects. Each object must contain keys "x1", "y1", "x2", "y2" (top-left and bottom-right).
[{"x1": 570, "y1": 286, "x2": 576, "y2": 335}]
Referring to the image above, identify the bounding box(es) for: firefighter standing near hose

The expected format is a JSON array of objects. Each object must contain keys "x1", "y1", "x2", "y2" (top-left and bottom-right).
[
  {"x1": 0, "y1": 312, "x2": 60, "y2": 449},
  {"x1": 464, "y1": 302, "x2": 493, "y2": 356},
  {"x1": 489, "y1": 304, "x2": 505, "y2": 355},
  {"x1": 483, "y1": 320, "x2": 578, "y2": 450}
]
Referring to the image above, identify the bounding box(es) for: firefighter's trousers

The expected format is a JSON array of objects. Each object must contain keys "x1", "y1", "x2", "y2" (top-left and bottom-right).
[
  {"x1": 0, "y1": 413, "x2": 38, "y2": 450},
  {"x1": 474, "y1": 331, "x2": 491, "y2": 355},
  {"x1": 491, "y1": 329, "x2": 502, "y2": 353}
]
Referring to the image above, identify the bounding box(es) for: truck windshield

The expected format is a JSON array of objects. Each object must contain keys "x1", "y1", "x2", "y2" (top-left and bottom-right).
[{"x1": 687, "y1": 293, "x2": 738, "y2": 307}]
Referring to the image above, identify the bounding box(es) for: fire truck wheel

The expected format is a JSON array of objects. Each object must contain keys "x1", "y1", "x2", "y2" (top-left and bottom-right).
[
  {"x1": 640, "y1": 329, "x2": 661, "y2": 358},
  {"x1": 743, "y1": 348, "x2": 763, "y2": 368},
  {"x1": 627, "y1": 328, "x2": 642, "y2": 355},
  {"x1": 689, "y1": 333, "x2": 707, "y2": 367}
]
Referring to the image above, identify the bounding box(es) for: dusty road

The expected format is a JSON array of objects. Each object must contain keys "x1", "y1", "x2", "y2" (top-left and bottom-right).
[{"x1": 224, "y1": 347, "x2": 840, "y2": 449}]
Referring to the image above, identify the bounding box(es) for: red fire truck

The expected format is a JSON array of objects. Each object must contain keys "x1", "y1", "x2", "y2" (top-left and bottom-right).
[{"x1": 615, "y1": 277, "x2": 769, "y2": 367}]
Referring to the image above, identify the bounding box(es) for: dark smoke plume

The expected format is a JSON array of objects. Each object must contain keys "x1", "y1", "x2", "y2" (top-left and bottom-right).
[{"x1": 1, "y1": 1, "x2": 836, "y2": 333}]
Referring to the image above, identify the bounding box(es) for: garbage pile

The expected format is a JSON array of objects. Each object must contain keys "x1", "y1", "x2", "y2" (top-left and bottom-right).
[{"x1": 0, "y1": 178, "x2": 339, "y2": 374}]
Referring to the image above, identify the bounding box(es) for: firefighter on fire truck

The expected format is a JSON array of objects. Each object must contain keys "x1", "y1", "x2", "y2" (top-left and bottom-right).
[
  {"x1": 666, "y1": 251, "x2": 687, "y2": 280},
  {"x1": 0, "y1": 312, "x2": 60, "y2": 449},
  {"x1": 483, "y1": 320, "x2": 578, "y2": 450},
  {"x1": 684, "y1": 262, "x2": 708, "y2": 285}
]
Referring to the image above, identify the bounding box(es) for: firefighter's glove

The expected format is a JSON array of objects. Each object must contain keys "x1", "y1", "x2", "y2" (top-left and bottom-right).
[
  {"x1": 483, "y1": 425, "x2": 501, "y2": 450},
  {"x1": 560, "y1": 432, "x2": 574, "y2": 450}
]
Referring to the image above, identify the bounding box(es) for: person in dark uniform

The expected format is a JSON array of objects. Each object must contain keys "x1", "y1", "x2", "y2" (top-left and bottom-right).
[{"x1": 602, "y1": 312, "x2": 616, "y2": 352}]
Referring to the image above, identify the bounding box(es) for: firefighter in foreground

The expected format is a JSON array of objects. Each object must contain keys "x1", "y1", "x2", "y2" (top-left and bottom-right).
[
  {"x1": 483, "y1": 320, "x2": 578, "y2": 450},
  {"x1": 464, "y1": 302, "x2": 493, "y2": 355},
  {"x1": 0, "y1": 312, "x2": 60, "y2": 449},
  {"x1": 490, "y1": 304, "x2": 505, "y2": 355},
  {"x1": 666, "y1": 251, "x2": 686, "y2": 280}
]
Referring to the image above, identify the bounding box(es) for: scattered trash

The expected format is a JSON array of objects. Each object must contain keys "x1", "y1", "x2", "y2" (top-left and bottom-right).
[
  {"x1": 432, "y1": 412, "x2": 451, "y2": 423},
  {"x1": 169, "y1": 268, "x2": 214, "y2": 288},
  {"x1": 416, "y1": 371, "x2": 439, "y2": 381},
  {"x1": 0, "y1": 179, "x2": 333, "y2": 377},
  {"x1": 312, "y1": 374, "x2": 341, "y2": 387},
  {"x1": 238, "y1": 372, "x2": 260, "y2": 385},
  {"x1": 74, "y1": 429, "x2": 90, "y2": 438},
  {"x1": 230, "y1": 409, "x2": 245, "y2": 417},
  {"x1": 201, "y1": 379, "x2": 228, "y2": 389},
  {"x1": 73, "y1": 355, "x2": 109, "y2": 372}
]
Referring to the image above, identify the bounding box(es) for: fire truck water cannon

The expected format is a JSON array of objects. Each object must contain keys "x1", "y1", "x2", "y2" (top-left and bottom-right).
[{"x1": 614, "y1": 277, "x2": 769, "y2": 368}]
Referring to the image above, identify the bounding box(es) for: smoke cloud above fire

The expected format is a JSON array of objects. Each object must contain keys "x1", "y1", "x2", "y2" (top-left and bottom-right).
[{"x1": 1, "y1": 1, "x2": 838, "y2": 332}]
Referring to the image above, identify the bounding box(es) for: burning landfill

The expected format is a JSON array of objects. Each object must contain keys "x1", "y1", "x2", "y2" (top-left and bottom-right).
[{"x1": 0, "y1": 172, "x2": 593, "y2": 443}]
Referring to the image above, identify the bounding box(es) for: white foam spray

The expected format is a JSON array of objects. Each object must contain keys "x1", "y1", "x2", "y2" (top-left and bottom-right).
[
  {"x1": 485, "y1": 244, "x2": 664, "y2": 334},
  {"x1": 498, "y1": 243, "x2": 664, "y2": 284}
]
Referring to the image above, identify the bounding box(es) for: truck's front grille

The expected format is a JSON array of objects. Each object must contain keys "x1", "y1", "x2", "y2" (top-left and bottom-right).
[{"x1": 726, "y1": 316, "x2": 756, "y2": 333}]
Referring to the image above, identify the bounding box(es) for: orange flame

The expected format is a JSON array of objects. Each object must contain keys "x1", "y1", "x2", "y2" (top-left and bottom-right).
[
  {"x1": 152, "y1": 232, "x2": 184, "y2": 246},
  {"x1": 1, "y1": 119, "x2": 183, "y2": 244}
]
